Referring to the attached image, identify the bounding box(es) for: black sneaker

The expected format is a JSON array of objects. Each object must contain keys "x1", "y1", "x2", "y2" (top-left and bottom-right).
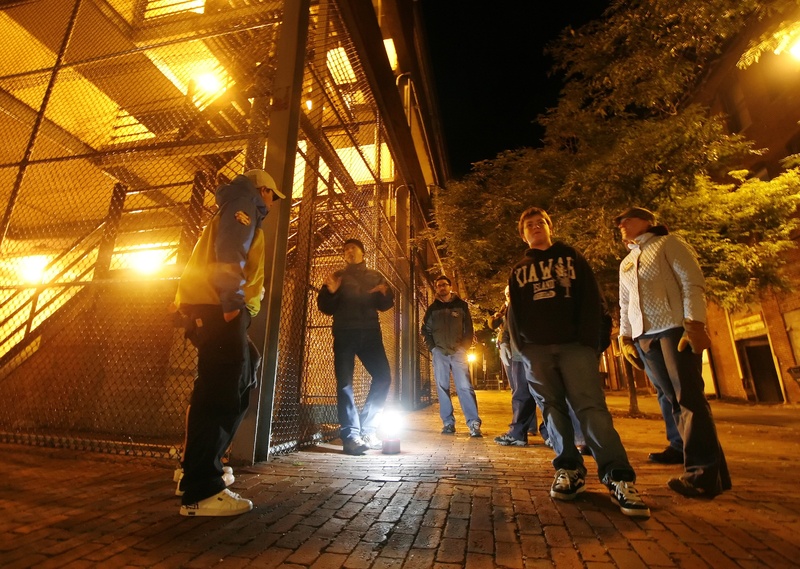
[
  {"x1": 468, "y1": 421, "x2": 483, "y2": 438},
  {"x1": 342, "y1": 437, "x2": 369, "y2": 455},
  {"x1": 667, "y1": 476, "x2": 721, "y2": 499},
  {"x1": 441, "y1": 424, "x2": 456, "y2": 434},
  {"x1": 550, "y1": 468, "x2": 586, "y2": 500},
  {"x1": 606, "y1": 478, "x2": 651, "y2": 518},
  {"x1": 494, "y1": 433, "x2": 527, "y2": 446},
  {"x1": 648, "y1": 446, "x2": 683, "y2": 464}
]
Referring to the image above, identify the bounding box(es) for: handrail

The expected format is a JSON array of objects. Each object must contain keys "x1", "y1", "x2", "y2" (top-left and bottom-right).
[{"x1": 0, "y1": 194, "x2": 203, "y2": 363}]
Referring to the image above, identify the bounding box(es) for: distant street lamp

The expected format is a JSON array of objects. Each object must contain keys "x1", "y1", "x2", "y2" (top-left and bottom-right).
[{"x1": 467, "y1": 349, "x2": 477, "y2": 387}]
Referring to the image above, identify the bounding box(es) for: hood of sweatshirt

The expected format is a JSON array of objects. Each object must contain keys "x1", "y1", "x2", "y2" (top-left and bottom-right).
[{"x1": 216, "y1": 174, "x2": 268, "y2": 217}]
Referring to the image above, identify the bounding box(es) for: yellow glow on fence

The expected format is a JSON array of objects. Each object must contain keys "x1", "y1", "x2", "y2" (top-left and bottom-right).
[
  {"x1": 327, "y1": 47, "x2": 357, "y2": 85},
  {"x1": 467, "y1": 352, "x2": 477, "y2": 363}
]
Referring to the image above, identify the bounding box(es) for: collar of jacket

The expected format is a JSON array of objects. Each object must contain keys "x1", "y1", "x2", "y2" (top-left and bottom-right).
[
  {"x1": 523, "y1": 240, "x2": 567, "y2": 257},
  {"x1": 629, "y1": 225, "x2": 670, "y2": 250},
  {"x1": 434, "y1": 293, "x2": 460, "y2": 305},
  {"x1": 344, "y1": 261, "x2": 367, "y2": 273}
]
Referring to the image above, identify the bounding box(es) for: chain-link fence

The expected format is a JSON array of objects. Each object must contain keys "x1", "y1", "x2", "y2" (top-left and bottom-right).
[{"x1": 0, "y1": 0, "x2": 434, "y2": 460}]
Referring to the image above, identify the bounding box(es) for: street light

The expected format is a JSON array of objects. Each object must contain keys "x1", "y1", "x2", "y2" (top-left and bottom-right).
[{"x1": 467, "y1": 349, "x2": 477, "y2": 387}]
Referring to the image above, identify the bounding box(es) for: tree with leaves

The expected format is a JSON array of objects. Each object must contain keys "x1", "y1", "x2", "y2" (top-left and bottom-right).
[{"x1": 427, "y1": 0, "x2": 800, "y2": 315}]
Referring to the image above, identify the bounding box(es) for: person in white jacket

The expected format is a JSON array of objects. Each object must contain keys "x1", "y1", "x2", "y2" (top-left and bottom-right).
[{"x1": 616, "y1": 206, "x2": 731, "y2": 498}]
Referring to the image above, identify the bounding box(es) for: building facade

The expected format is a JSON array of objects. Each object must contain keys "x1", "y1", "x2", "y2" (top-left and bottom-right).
[
  {"x1": 695, "y1": 9, "x2": 800, "y2": 404},
  {"x1": 0, "y1": 0, "x2": 448, "y2": 463}
]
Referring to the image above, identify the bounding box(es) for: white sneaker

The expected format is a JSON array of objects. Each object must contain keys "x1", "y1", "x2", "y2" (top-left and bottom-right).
[
  {"x1": 362, "y1": 433, "x2": 382, "y2": 450},
  {"x1": 174, "y1": 468, "x2": 184, "y2": 497},
  {"x1": 175, "y1": 467, "x2": 234, "y2": 497},
  {"x1": 180, "y1": 488, "x2": 253, "y2": 517}
]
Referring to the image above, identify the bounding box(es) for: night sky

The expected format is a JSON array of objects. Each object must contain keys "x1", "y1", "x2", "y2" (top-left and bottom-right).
[{"x1": 419, "y1": 2, "x2": 611, "y2": 179}]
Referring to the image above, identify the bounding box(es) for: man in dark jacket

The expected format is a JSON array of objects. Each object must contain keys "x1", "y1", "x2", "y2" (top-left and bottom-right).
[
  {"x1": 173, "y1": 168, "x2": 284, "y2": 517},
  {"x1": 506, "y1": 206, "x2": 649, "y2": 518},
  {"x1": 421, "y1": 275, "x2": 482, "y2": 437},
  {"x1": 317, "y1": 238, "x2": 394, "y2": 455}
]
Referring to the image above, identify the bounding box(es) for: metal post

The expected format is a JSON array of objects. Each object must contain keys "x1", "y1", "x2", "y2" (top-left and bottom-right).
[
  {"x1": 178, "y1": 171, "x2": 209, "y2": 264},
  {"x1": 95, "y1": 183, "x2": 127, "y2": 278},
  {"x1": 231, "y1": 0, "x2": 311, "y2": 464}
]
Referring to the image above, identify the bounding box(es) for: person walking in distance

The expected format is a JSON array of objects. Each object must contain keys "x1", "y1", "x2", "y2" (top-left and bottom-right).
[
  {"x1": 317, "y1": 239, "x2": 394, "y2": 456},
  {"x1": 422, "y1": 275, "x2": 482, "y2": 437},
  {"x1": 173, "y1": 169, "x2": 285, "y2": 517},
  {"x1": 616, "y1": 206, "x2": 731, "y2": 498}
]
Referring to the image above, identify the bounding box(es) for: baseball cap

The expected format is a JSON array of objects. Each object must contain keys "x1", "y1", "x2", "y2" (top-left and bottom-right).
[{"x1": 243, "y1": 169, "x2": 286, "y2": 199}]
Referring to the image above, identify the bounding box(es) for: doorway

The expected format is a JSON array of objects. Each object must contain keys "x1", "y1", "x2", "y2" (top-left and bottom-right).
[{"x1": 737, "y1": 338, "x2": 784, "y2": 403}]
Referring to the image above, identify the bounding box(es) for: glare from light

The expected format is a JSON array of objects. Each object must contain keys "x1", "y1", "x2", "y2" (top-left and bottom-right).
[
  {"x1": 194, "y1": 72, "x2": 222, "y2": 95},
  {"x1": 790, "y1": 39, "x2": 800, "y2": 61},
  {"x1": 145, "y1": 0, "x2": 204, "y2": 18},
  {"x1": 467, "y1": 352, "x2": 477, "y2": 363},
  {"x1": 19, "y1": 255, "x2": 48, "y2": 284},
  {"x1": 130, "y1": 250, "x2": 165, "y2": 274},
  {"x1": 379, "y1": 408, "x2": 405, "y2": 439},
  {"x1": 383, "y1": 38, "x2": 398, "y2": 71},
  {"x1": 305, "y1": 99, "x2": 313, "y2": 111}
]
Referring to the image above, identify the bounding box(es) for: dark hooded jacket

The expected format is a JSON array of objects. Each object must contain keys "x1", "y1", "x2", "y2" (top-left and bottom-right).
[
  {"x1": 317, "y1": 261, "x2": 394, "y2": 334},
  {"x1": 175, "y1": 174, "x2": 267, "y2": 316},
  {"x1": 506, "y1": 241, "x2": 607, "y2": 352}
]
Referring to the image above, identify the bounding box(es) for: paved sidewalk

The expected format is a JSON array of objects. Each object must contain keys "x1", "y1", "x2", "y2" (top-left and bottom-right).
[{"x1": 2, "y1": 391, "x2": 800, "y2": 568}]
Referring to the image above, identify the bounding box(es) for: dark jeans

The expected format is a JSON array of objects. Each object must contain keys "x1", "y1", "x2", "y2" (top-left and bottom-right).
[
  {"x1": 539, "y1": 400, "x2": 585, "y2": 447},
  {"x1": 507, "y1": 358, "x2": 537, "y2": 440},
  {"x1": 520, "y1": 342, "x2": 634, "y2": 482},
  {"x1": 637, "y1": 327, "x2": 731, "y2": 493},
  {"x1": 334, "y1": 329, "x2": 392, "y2": 440},
  {"x1": 181, "y1": 307, "x2": 256, "y2": 505},
  {"x1": 651, "y1": 379, "x2": 684, "y2": 452}
]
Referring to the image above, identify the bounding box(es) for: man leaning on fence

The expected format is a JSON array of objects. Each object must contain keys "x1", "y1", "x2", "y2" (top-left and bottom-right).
[
  {"x1": 172, "y1": 169, "x2": 284, "y2": 517},
  {"x1": 317, "y1": 238, "x2": 394, "y2": 456}
]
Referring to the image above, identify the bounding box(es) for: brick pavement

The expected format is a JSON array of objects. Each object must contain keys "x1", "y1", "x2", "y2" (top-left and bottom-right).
[{"x1": 2, "y1": 391, "x2": 800, "y2": 568}]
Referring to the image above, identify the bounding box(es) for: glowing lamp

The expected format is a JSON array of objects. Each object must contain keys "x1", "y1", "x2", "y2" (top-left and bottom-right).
[{"x1": 379, "y1": 408, "x2": 404, "y2": 454}]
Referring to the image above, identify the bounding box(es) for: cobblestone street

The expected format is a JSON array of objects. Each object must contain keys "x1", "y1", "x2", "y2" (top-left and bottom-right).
[{"x1": 3, "y1": 391, "x2": 800, "y2": 568}]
